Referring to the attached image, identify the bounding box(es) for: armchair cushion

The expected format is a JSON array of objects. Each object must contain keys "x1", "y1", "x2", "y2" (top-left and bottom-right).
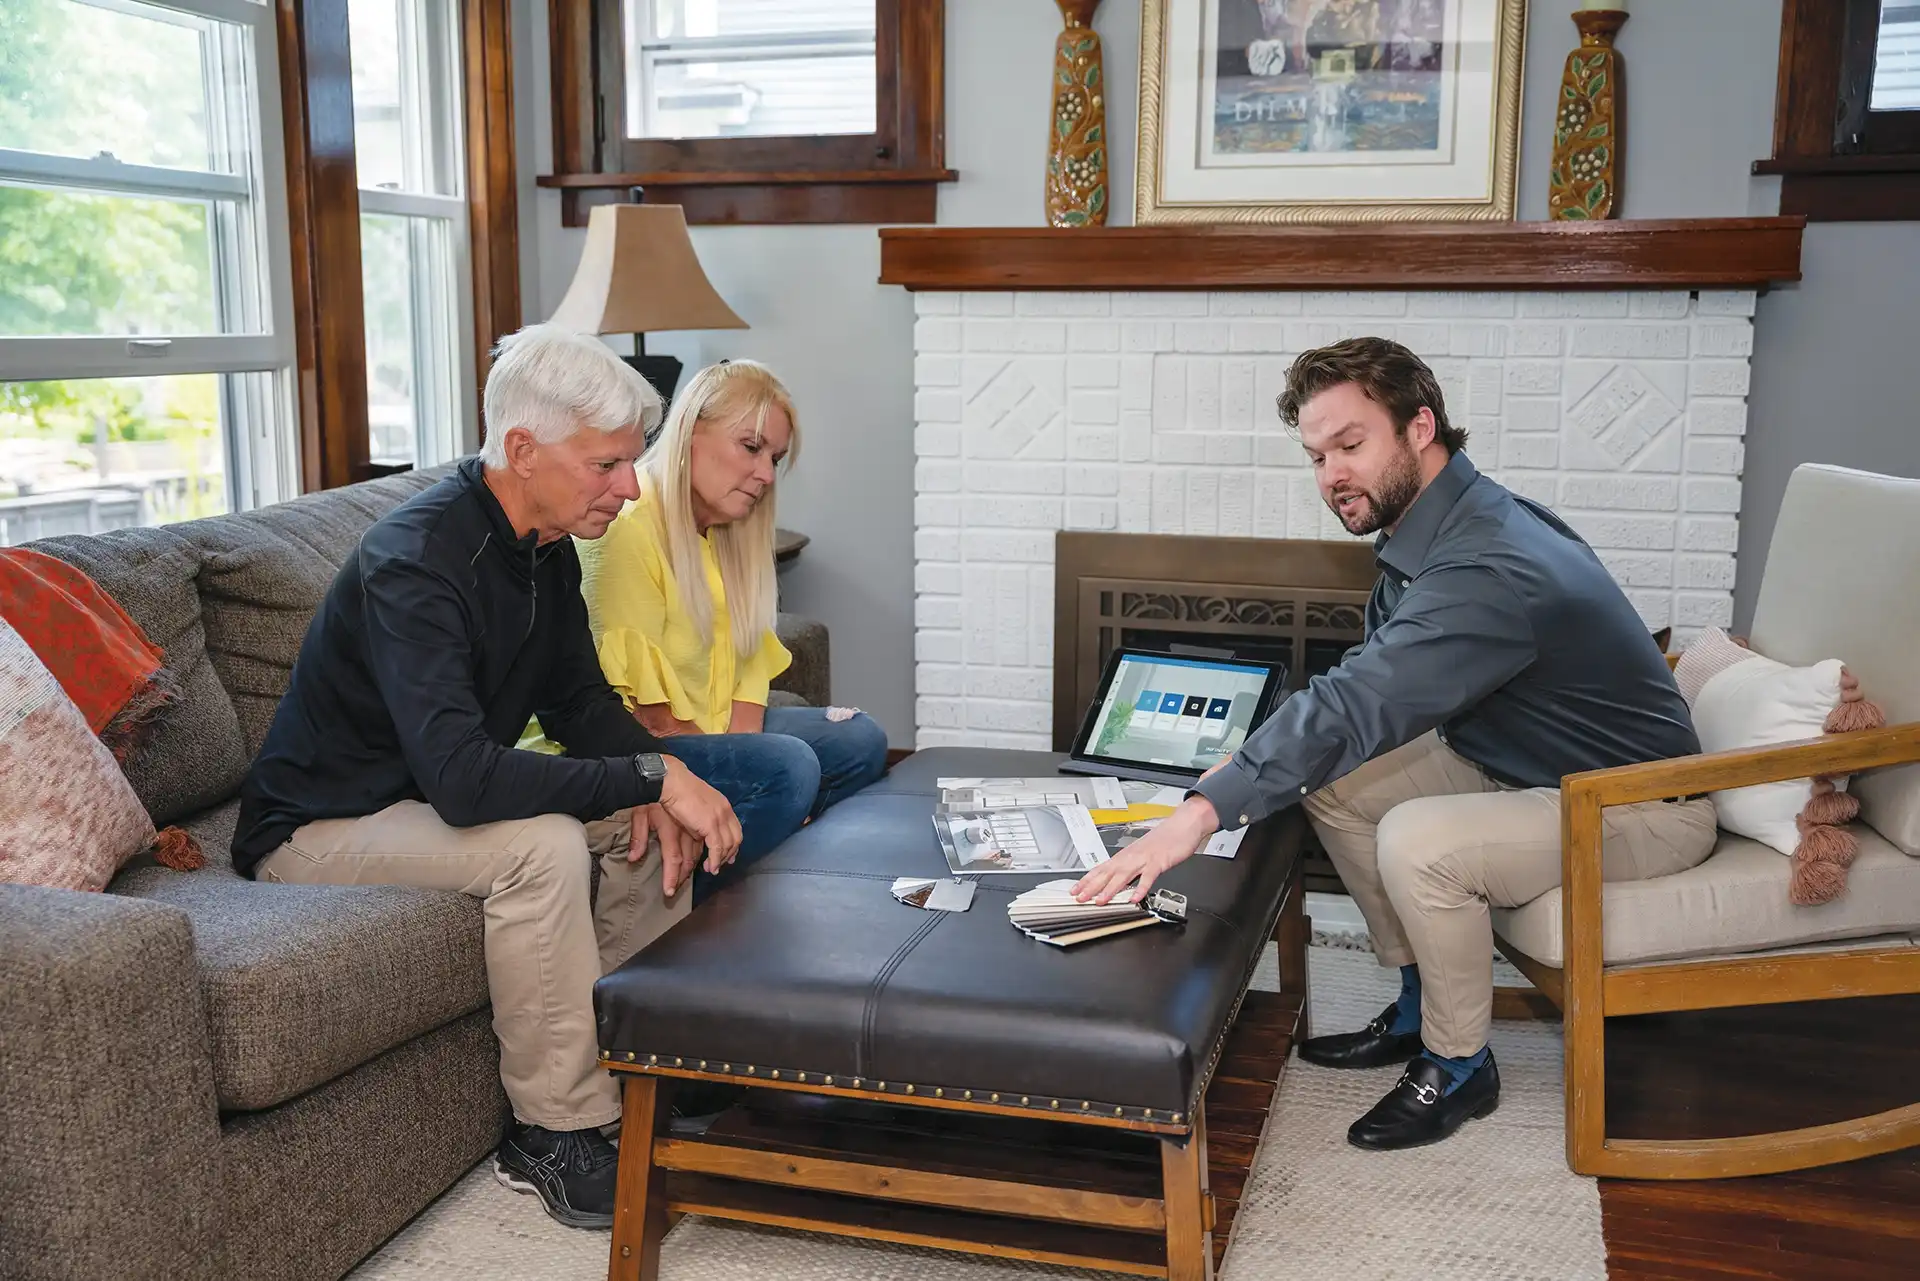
[{"x1": 1492, "y1": 825, "x2": 1920, "y2": 967}]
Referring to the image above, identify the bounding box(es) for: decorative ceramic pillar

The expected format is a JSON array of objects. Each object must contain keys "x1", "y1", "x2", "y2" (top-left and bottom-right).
[
  {"x1": 1046, "y1": 0, "x2": 1107, "y2": 227},
  {"x1": 1548, "y1": 5, "x2": 1628, "y2": 220}
]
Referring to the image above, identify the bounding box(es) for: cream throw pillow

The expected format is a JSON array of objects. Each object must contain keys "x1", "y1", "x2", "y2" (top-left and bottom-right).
[
  {"x1": 1675, "y1": 627, "x2": 1884, "y2": 906},
  {"x1": 0, "y1": 615, "x2": 157, "y2": 891},
  {"x1": 1688, "y1": 647, "x2": 1847, "y2": 855}
]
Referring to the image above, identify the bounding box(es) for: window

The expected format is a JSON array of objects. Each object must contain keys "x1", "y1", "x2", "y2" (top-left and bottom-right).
[
  {"x1": 1871, "y1": 3, "x2": 1920, "y2": 110},
  {"x1": 627, "y1": 0, "x2": 878, "y2": 140},
  {"x1": 1760, "y1": 0, "x2": 1920, "y2": 220},
  {"x1": 349, "y1": 0, "x2": 475, "y2": 469},
  {"x1": 0, "y1": 0, "x2": 297, "y2": 544},
  {"x1": 544, "y1": 0, "x2": 948, "y2": 227}
]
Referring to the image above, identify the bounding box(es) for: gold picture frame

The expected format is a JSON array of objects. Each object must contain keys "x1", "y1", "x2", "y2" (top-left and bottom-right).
[{"x1": 1136, "y1": 0, "x2": 1527, "y2": 224}]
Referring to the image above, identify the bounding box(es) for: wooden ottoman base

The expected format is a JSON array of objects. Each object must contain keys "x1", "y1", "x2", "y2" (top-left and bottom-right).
[{"x1": 605, "y1": 985, "x2": 1306, "y2": 1281}]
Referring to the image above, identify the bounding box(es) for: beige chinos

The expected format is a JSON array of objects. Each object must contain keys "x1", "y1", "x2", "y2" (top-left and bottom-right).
[
  {"x1": 255, "y1": 801, "x2": 688, "y2": 1129},
  {"x1": 1303, "y1": 731, "x2": 1717, "y2": 1056}
]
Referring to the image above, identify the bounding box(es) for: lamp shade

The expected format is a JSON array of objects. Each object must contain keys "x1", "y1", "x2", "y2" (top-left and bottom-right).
[{"x1": 548, "y1": 203, "x2": 748, "y2": 335}]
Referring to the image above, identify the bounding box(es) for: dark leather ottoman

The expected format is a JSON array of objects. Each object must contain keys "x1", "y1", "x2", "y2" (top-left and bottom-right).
[{"x1": 594, "y1": 748, "x2": 1311, "y2": 1281}]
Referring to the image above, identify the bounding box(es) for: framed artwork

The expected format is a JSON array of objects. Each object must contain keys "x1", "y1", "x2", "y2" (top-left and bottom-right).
[{"x1": 1136, "y1": 0, "x2": 1527, "y2": 223}]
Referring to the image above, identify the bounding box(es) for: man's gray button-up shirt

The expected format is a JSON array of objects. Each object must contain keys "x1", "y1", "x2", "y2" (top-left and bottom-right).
[{"x1": 1195, "y1": 451, "x2": 1701, "y2": 830}]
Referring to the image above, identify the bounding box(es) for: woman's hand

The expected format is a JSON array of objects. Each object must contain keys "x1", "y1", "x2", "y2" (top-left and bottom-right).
[{"x1": 635, "y1": 703, "x2": 701, "y2": 738}]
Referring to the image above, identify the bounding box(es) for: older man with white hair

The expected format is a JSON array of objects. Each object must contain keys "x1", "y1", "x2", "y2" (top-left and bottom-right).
[{"x1": 231, "y1": 325, "x2": 816, "y2": 1229}]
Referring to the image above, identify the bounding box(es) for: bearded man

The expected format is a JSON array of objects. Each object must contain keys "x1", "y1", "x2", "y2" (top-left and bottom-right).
[{"x1": 1074, "y1": 337, "x2": 1712, "y2": 1151}]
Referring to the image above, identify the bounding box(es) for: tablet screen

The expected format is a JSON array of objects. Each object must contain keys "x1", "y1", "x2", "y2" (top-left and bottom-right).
[{"x1": 1075, "y1": 651, "x2": 1279, "y2": 775}]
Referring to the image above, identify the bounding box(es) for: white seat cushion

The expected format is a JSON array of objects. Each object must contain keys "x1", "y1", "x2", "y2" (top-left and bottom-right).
[{"x1": 1492, "y1": 824, "x2": 1920, "y2": 967}]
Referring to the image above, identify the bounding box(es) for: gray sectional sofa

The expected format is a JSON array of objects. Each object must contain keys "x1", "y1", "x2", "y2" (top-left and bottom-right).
[{"x1": 0, "y1": 468, "x2": 829, "y2": 1281}]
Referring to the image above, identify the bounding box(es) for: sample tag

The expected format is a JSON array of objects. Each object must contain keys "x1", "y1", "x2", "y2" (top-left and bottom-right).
[
  {"x1": 891, "y1": 877, "x2": 976, "y2": 912},
  {"x1": 1203, "y1": 828, "x2": 1247, "y2": 860}
]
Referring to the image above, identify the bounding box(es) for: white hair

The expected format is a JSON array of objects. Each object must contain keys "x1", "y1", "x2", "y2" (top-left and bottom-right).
[{"x1": 479, "y1": 324, "x2": 663, "y2": 467}]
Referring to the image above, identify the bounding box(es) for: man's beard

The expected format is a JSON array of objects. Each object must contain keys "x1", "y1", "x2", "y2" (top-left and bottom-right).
[{"x1": 1327, "y1": 443, "x2": 1422, "y2": 535}]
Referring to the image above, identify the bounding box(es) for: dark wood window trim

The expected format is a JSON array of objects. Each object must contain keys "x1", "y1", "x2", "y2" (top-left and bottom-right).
[
  {"x1": 465, "y1": 0, "x2": 523, "y2": 432},
  {"x1": 1757, "y1": 0, "x2": 1920, "y2": 221},
  {"x1": 541, "y1": 0, "x2": 952, "y2": 227},
  {"x1": 278, "y1": 0, "x2": 523, "y2": 492},
  {"x1": 278, "y1": 0, "x2": 370, "y2": 492}
]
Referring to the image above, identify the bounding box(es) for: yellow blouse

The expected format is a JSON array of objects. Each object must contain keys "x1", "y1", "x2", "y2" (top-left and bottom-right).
[{"x1": 574, "y1": 484, "x2": 792, "y2": 736}]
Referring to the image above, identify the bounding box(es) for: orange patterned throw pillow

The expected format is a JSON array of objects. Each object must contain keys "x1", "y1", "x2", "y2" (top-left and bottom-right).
[{"x1": 0, "y1": 615, "x2": 161, "y2": 891}]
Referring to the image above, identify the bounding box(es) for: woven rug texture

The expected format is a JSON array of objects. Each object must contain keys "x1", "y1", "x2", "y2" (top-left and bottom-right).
[{"x1": 350, "y1": 946, "x2": 1602, "y2": 1281}]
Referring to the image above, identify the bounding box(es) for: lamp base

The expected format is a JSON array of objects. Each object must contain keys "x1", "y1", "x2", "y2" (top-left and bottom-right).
[{"x1": 623, "y1": 353, "x2": 684, "y2": 424}]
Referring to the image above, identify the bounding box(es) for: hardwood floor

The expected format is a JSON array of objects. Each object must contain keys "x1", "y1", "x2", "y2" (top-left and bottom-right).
[{"x1": 1596, "y1": 992, "x2": 1920, "y2": 1280}]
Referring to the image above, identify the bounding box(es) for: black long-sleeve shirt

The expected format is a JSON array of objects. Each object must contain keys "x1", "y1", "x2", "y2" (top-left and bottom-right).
[
  {"x1": 1195, "y1": 451, "x2": 1700, "y2": 829},
  {"x1": 231, "y1": 458, "x2": 664, "y2": 874}
]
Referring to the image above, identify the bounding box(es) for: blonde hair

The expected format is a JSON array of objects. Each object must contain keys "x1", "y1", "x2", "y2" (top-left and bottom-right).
[{"x1": 640, "y1": 360, "x2": 800, "y2": 657}]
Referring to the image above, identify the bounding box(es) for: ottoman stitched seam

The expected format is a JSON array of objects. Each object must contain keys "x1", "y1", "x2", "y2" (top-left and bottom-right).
[{"x1": 858, "y1": 912, "x2": 945, "y2": 1079}]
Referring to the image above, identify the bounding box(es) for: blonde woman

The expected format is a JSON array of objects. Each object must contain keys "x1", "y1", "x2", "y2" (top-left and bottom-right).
[{"x1": 579, "y1": 360, "x2": 888, "y2": 901}]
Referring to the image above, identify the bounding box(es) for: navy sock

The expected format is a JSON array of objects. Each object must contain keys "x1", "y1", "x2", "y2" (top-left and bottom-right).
[
  {"x1": 1387, "y1": 965, "x2": 1421, "y2": 1035},
  {"x1": 1418, "y1": 1046, "x2": 1491, "y2": 1095}
]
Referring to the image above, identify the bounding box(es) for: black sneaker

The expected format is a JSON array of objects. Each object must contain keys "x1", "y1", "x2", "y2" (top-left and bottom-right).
[
  {"x1": 493, "y1": 1122, "x2": 620, "y2": 1229},
  {"x1": 667, "y1": 1081, "x2": 747, "y2": 1136}
]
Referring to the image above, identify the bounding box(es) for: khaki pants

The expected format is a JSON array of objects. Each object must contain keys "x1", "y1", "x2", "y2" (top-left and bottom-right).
[
  {"x1": 256, "y1": 802, "x2": 689, "y2": 1130},
  {"x1": 1303, "y1": 731, "x2": 1717, "y2": 1057}
]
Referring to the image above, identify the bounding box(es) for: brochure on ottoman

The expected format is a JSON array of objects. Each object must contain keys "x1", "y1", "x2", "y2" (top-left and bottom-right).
[
  {"x1": 934, "y1": 775, "x2": 1186, "y2": 822},
  {"x1": 933, "y1": 803, "x2": 1111, "y2": 875}
]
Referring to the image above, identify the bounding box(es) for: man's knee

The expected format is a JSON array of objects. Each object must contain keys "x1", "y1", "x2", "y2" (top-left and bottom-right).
[
  {"x1": 506, "y1": 813, "x2": 593, "y2": 888},
  {"x1": 1375, "y1": 801, "x2": 1459, "y2": 895}
]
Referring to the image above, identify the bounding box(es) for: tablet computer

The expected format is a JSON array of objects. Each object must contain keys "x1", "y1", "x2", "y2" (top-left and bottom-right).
[{"x1": 1060, "y1": 647, "x2": 1287, "y2": 788}]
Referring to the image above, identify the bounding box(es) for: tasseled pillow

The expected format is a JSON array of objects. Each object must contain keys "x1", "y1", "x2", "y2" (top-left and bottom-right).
[{"x1": 1674, "y1": 628, "x2": 1886, "y2": 906}]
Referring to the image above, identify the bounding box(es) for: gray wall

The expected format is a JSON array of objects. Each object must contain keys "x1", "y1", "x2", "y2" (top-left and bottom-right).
[{"x1": 514, "y1": 0, "x2": 1920, "y2": 742}]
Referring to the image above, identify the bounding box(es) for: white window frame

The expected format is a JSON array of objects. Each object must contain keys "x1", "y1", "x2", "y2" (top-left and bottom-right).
[
  {"x1": 353, "y1": 0, "x2": 477, "y2": 467},
  {"x1": 0, "y1": 0, "x2": 300, "y2": 514}
]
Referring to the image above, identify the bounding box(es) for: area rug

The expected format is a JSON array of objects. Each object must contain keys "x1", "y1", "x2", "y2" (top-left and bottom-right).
[{"x1": 350, "y1": 946, "x2": 1604, "y2": 1281}]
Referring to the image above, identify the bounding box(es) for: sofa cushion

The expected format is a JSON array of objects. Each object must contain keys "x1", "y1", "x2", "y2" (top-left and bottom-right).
[
  {"x1": 27, "y1": 527, "x2": 248, "y2": 826},
  {"x1": 1492, "y1": 825, "x2": 1920, "y2": 967},
  {"x1": 109, "y1": 826, "x2": 487, "y2": 1112},
  {"x1": 186, "y1": 470, "x2": 444, "y2": 755},
  {"x1": 1749, "y1": 465, "x2": 1920, "y2": 855},
  {"x1": 772, "y1": 612, "x2": 828, "y2": 707}
]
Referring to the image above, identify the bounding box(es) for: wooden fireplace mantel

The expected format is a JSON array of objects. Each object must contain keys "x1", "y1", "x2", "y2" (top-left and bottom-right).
[{"x1": 878, "y1": 218, "x2": 1805, "y2": 292}]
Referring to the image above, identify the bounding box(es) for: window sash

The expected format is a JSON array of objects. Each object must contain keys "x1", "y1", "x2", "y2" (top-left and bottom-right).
[
  {"x1": 0, "y1": 148, "x2": 249, "y2": 201},
  {"x1": 0, "y1": 335, "x2": 289, "y2": 381},
  {"x1": 75, "y1": 0, "x2": 272, "y2": 32},
  {"x1": 351, "y1": 0, "x2": 477, "y2": 462},
  {"x1": 636, "y1": 30, "x2": 878, "y2": 57},
  {"x1": 2, "y1": 0, "x2": 299, "y2": 509}
]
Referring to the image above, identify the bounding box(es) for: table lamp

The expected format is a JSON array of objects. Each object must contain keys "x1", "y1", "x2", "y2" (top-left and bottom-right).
[{"x1": 546, "y1": 199, "x2": 748, "y2": 410}]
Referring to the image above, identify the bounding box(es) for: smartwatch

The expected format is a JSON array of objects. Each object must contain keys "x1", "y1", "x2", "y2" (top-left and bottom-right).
[{"x1": 634, "y1": 752, "x2": 668, "y2": 797}]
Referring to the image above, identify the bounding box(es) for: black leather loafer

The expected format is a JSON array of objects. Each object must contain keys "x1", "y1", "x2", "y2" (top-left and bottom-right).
[
  {"x1": 1347, "y1": 1051, "x2": 1500, "y2": 1151},
  {"x1": 1298, "y1": 1002, "x2": 1423, "y2": 1069}
]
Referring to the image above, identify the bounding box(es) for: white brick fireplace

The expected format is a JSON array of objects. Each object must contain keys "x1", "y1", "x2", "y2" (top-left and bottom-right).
[{"x1": 911, "y1": 287, "x2": 1757, "y2": 751}]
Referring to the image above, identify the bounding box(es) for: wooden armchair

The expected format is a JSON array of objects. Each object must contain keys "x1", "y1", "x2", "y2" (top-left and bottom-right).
[{"x1": 1493, "y1": 465, "x2": 1920, "y2": 1179}]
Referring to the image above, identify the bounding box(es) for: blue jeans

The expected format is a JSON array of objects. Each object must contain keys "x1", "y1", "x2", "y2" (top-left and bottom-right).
[{"x1": 664, "y1": 707, "x2": 889, "y2": 904}]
